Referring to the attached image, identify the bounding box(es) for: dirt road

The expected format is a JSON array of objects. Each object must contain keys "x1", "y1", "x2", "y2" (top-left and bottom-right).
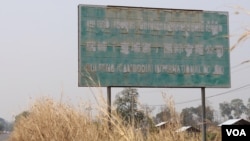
[{"x1": 0, "y1": 134, "x2": 9, "y2": 141}]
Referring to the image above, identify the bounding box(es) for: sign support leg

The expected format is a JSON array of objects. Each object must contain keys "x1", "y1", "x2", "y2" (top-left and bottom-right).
[
  {"x1": 107, "y1": 86, "x2": 112, "y2": 130},
  {"x1": 201, "y1": 87, "x2": 206, "y2": 141}
]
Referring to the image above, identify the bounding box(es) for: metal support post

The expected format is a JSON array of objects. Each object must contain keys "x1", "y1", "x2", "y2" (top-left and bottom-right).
[
  {"x1": 131, "y1": 92, "x2": 134, "y2": 128},
  {"x1": 201, "y1": 87, "x2": 206, "y2": 141},
  {"x1": 107, "y1": 86, "x2": 112, "y2": 130}
]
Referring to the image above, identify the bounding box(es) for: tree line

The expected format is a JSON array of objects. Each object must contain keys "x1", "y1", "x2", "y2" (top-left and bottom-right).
[
  {"x1": 0, "y1": 117, "x2": 12, "y2": 132},
  {"x1": 114, "y1": 88, "x2": 250, "y2": 128}
]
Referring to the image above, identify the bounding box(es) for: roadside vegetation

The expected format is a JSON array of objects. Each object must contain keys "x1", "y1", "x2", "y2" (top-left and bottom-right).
[{"x1": 8, "y1": 92, "x2": 222, "y2": 141}]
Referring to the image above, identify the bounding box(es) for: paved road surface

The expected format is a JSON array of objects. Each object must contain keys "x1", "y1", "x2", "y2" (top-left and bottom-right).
[{"x1": 0, "y1": 134, "x2": 9, "y2": 141}]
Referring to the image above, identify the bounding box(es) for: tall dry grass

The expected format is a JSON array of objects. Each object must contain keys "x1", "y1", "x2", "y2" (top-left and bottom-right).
[
  {"x1": 7, "y1": 95, "x2": 222, "y2": 141},
  {"x1": 8, "y1": 97, "x2": 145, "y2": 141},
  {"x1": 230, "y1": 6, "x2": 250, "y2": 51}
]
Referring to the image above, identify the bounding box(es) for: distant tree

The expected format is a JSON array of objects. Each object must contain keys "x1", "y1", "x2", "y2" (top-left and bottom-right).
[
  {"x1": 155, "y1": 106, "x2": 171, "y2": 123},
  {"x1": 180, "y1": 105, "x2": 214, "y2": 126},
  {"x1": 219, "y1": 102, "x2": 232, "y2": 119},
  {"x1": 230, "y1": 98, "x2": 247, "y2": 118},
  {"x1": 195, "y1": 105, "x2": 214, "y2": 122},
  {"x1": 5, "y1": 121, "x2": 14, "y2": 131},
  {"x1": 180, "y1": 107, "x2": 196, "y2": 126},
  {"x1": 141, "y1": 104, "x2": 155, "y2": 118},
  {"x1": 219, "y1": 98, "x2": 248, "y2": 119},
  {"x1": 0, "y1": 118, "x2": 6, "y2": 131},
  {"x1": 245, "y1": 98, "x2": 250, "y2": 120},
  {"x1": 114, "y1": 88, "x2": 145, "y2": 127}
]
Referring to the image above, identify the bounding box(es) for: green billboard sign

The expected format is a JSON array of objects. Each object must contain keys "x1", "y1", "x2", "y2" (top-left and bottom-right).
[{"x1": 78, "y1": 5, "x2": 230, "y2": 88}]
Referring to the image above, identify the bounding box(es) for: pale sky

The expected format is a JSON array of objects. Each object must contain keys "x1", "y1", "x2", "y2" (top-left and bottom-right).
[{"x1": 1, "y1": 0, "x2": 250, "y2": 122}]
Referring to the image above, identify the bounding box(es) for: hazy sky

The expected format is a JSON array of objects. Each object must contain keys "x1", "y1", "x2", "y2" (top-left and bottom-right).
[{"x1": 1, "y1": 0, "x2": 250, "y2": 122}]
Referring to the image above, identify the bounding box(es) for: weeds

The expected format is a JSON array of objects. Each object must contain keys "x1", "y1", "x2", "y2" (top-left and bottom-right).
[{"x1": 8, "y1": 95, "x2": 221, "y2": 141}]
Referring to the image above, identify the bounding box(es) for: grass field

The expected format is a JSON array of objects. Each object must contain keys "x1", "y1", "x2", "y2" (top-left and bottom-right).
[{"x1": 7, "y1": 96, "x2": 221, "y2": 141}]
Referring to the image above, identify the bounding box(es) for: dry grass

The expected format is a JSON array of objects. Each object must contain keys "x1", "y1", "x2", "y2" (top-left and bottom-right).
[
  {"x1": 230, "y1": 6, "x2": 250, "y2": 51},
  {"x1": 8, "y1": 96, "x2": 220, "y2": 141},
  {"x1": 231, "y1": 29, "x2": 250, "y2": 51},
  {"x1": 8, "y1": 97, "x2": 144, "y2": 141}
]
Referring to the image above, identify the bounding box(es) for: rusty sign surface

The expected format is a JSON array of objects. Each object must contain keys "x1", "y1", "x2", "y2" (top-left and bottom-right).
[{"x1": 78, "y1": 4, "x2": 230, "y2": 87}]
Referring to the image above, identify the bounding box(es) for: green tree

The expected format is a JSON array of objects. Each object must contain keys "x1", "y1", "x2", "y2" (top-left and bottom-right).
[
  {"x1": 195, "y1": 105, "x2": 214, "y2": 122},
  {"x1": 246, "y1": 98, "x2": 250, "y2": 120},
  {"x1": 219, "y1": 102, "x2": 232, "y2": 119},
  {"x1": 0, "y1": 118, "x2": 6, "y2": 131},
  {"x1": 155, "y1": 106, "x2": 171, "y2": 123},
  {"x1": 114, "y1": 88, "x2": 144, "y2": 127},
  {"x1": 230, "y1": 98, "x2": 247, "y2": 118},
  {"x1": 219, "y1": 98, "x2": 248, "y2": 119},
  {"x1": 180, "y1": 107, "x2": 197, "y2": 126},
  {"x1": 180, "y1": 105, "x2": 214, "y2": 126}
]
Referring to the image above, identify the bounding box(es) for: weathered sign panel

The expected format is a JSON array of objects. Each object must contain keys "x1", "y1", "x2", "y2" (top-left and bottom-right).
[{"x1": 78, "y1": 5, "x2": 230, "y2": 87}]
